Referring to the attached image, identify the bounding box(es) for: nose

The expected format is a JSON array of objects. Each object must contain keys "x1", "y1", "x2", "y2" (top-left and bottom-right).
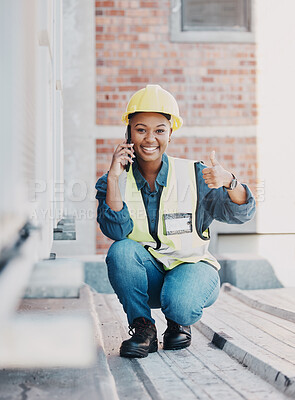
[{"x1": 145, "y1": 129, "x2": 156, "y2": 143}]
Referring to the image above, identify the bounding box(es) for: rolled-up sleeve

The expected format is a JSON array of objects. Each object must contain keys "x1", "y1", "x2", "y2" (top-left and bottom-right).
[
  {"x1": 95, "y1": 174, "x2": 134, "y2": 240},
  {"x1": 196, "y1": 163, "x2": 256, "y2": 231},
  {"x1": 204, "y1": 184, "x2": 256, "y2": 224}
]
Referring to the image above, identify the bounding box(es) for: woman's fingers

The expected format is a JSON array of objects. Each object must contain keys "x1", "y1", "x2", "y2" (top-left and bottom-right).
[
  {"x1": 116, "y1": 147, "x2": 134, "y2": 157},
  {"x1": 202, "y1": 168, "x2": 220, "y2": 188},
  {"x1": 113, "y1": 143, "x2": 135, "y2": 167},
  {"x1": 116, "y1": 142, "x2": 134, "y2": 151},
  {"x1": 115, "y1": 143, "x2": 134, "y2": 158},
  {"x1": 108, "y1": 142, "x2": 135, "y2": 178},
  {"x1": 119, "y1": 153, "x2": 134, "y2": 165},
  {"x1": 204, "y1": 179, "x2": 218, "y2": 188},
  {"x1": 115, "y1": 148, "x2": 135, "y2": 165}
]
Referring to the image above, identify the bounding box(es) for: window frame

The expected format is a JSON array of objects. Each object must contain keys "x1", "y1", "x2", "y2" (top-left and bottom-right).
[{"x1": 170, "y1": 0, "x2": 255, "y2": 43}]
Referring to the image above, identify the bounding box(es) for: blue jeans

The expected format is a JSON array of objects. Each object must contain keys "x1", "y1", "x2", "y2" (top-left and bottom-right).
[{"x1": 106, "y1": 239, "x2": 220, "y2": 326}]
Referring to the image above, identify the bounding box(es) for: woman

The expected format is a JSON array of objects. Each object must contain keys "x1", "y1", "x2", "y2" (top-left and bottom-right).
[{"x1": 95, "y1": 85, "x2": 255, "y2": 358}]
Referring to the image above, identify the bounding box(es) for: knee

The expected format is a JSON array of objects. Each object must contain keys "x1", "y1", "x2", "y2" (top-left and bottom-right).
[
  {"x1": 107, "y1": 239, "x2": 137, "y2": 264},
  {"x1": 106, "y1": 239, "x2": 146, "y2": 277},
  {"x1": 106, "y1": 239, "x2": 133, "y2": 286},
  {"x1": 162, "y1": 296, "x2": 203, "y2": 326}
]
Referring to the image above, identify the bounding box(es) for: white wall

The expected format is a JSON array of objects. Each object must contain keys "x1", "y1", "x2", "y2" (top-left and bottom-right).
[
  {"x1": 52, "y1": 0, "x2": 97, "y2": 256},
  {"x1": 256, "y1": 0, "x2": 295, "y2": 233},
  {"x1": 0, "y1": 0, "x2": 63, "y2": 258},
  {"x1": 255, "y1": 0, "x2": 295, "y2": 285}
]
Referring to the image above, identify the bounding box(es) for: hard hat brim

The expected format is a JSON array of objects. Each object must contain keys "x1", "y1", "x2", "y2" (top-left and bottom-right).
[{"x1": 122, "y1": 111, "x2": 183, "y2": 131}]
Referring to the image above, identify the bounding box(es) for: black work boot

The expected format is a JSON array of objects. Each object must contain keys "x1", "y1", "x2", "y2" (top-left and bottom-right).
[
  {"x1": 120, "y1": 317, "x2": 158, "y2": 358},
  {"x1": 163, "y1": 318, "x2": 191, "y2": 350}
]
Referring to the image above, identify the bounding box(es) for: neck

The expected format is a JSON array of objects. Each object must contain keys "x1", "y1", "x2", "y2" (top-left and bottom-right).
[{"x1": 137, "y1": 158, "x2": 162, "y2": 180}]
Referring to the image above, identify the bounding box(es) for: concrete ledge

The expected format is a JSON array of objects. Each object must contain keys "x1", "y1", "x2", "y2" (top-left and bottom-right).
[
  {"x1": 25, "y1": 259, "x2": 84, "y2": 298},
  {"x1": 223, "y1": 283, "x2": 295, "y2": 322},
  {"x1": 0, "y1": 314, "x2": 95, "y2": 368},
  {"x1": 197, "y1": 286, "x2": 295, "y2": 397},
  {"x1": 197, "y1": 319, "x2": 295, "y2": 397},
  {"x1": 217, "y1": 253, "x2": 283, "y2": 289},
  {"x1": 0, "y1": 286, "x2": 119, "y2": 398},
  {"x1": 0, "y1": 286, "x2": 101, "y2": 369}
]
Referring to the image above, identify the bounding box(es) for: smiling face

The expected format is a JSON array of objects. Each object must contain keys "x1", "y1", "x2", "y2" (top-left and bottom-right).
[{"x1": 129, "y1": 112, "x2": 172, "y2": 167}]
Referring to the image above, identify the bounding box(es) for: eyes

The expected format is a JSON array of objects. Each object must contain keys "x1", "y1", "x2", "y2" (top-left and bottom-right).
[{"x1": 136, "y1": 128, "x2": 166, "y2": 134}]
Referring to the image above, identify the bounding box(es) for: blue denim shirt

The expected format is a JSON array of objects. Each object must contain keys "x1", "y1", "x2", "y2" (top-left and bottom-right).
[{"x1": 95, "y1": 153, "x2": 256, "y2": 241}]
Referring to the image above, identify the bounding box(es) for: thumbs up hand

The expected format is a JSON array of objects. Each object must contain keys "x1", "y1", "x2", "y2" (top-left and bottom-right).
[
  {"x1": 209, "y1": 150, "x2": 217, "y2": 167},
  {"x1": 202, "y1": 150, "x2": 233, "y2": 189}
]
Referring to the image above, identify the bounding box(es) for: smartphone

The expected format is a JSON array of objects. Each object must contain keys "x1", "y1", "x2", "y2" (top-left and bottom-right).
[{"x1": 125, "y1": 125, "x2": 131, "y2": 172}]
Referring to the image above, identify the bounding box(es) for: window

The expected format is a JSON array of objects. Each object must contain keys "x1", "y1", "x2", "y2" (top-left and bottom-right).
[{"x1": 170, "y1": 0, "x2": 254, "y2": 43}]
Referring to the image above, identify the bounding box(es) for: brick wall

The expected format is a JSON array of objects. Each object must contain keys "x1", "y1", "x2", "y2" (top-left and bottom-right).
[
  {"x1": 95, "y1": 1, "x2": 256, "y2": 126},
  {"x1": 95, "y1": 137, "x2": 257, "y2": 253},
  {"x1": 95, "y1": 0, "x2": 257, "y2": 253}
]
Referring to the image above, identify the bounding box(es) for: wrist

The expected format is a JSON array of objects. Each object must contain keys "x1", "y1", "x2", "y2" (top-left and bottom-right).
[
  {"x1": 223, "y1": 172, "x2": 238, "y2": 191},
  {"x1": 107, "y1": 173, "x2": 120, "y2": 183},
  {"x1": 223, "y1": 171, "x2": 234, "y2": 188}
]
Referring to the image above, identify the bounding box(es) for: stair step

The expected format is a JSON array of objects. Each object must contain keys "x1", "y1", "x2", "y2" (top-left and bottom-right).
[
  {"x1": 0, "y1": 285, "x2": 119, "y2": 399},
  {"x1": 197, "y1": 285, "x2": 295, "y2": 397},
  {"x1": 223, "y1": 283, "x2": 295, "y2": 322},
  {"x1": 92, "y1": 291, "x2": 289, "y2": 399},
  {"x1": 24, "y1": 259, "x2": 84, "y2": 298}
]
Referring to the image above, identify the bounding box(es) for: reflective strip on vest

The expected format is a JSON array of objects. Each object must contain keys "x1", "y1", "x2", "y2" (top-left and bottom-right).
[{"x1": 118, "y1": 156, "x2": 220, "y2": 271}]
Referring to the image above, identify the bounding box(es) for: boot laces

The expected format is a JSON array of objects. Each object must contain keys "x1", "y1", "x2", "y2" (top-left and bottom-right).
[{"x1": 128, "y1": 318, "x2": 153, "y2": 337}]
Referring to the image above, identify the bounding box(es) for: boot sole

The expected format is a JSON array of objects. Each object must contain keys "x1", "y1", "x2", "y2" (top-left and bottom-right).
[
  {"x1": 163, "y1": 340, "x2": 191, "y2": 351},
  {"x1": 120, "y1": 339, "x2": 158, "y2": 358}
]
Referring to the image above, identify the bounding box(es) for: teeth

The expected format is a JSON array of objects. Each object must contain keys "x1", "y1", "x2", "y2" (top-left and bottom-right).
[{"x1": 142, "y1": 147, "x2": 158, "y2": 152}]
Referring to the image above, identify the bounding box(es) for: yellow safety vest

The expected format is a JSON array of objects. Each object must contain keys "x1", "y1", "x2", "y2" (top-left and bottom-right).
[{"x1": 118, "y1": 156, "x2": 220, "y2": 271}]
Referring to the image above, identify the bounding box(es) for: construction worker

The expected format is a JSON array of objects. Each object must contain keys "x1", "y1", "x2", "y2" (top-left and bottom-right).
[{"x1": 95, "y1": 85, "x2": 255, "y2": 358}]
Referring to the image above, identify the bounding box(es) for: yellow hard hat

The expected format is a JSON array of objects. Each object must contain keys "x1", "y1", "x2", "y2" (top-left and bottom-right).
[{"x1": 122, "y1": 84, "x2": 183, "y2": 131}]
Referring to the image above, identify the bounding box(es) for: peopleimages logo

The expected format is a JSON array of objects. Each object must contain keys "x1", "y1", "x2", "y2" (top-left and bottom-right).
[
  {"x1": 27, "y1": 178, "x2": 264, "y2": 223},
  {"x1": 30, "y1": 207, "x2": 96, "y2": 221},
  {"x1": 28, "y1": 179, "x2": 195, "y2": 204},
  {"x1": 28, "y1": 179, "x2": 97, "y2": 203},
  {"x1": 256, "y1": 180, "x2": 265, "y2": 202}
]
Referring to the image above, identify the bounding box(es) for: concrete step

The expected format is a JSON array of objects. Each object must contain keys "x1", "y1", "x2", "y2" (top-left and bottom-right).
[
  {"x1": 75, "y1": 259, "x2": 295, "y2": 398},
  {"x1": 0, "y1": 257, "x2": 93, "y2": 369},
  {"x1": 1, "y1": 282, "x2": 292, "y2": 399},
  {"x1": 0, "y1": 286, "x2": 119, "y2": 399},
  {"x1": 3, "y1": 251, "x2": 293, "y2": 399},
  {"x1": 197, "y1": 285, "x2": 295, "y2": 397},
  {"x1": 218, "y1": 253, "x2": 284, "y2": 290},
  {"x1": 24, "y1": 258, "x2": 85, "y2": 298},
  {"x1": 92, "y1": 291, "x2": 290, "y2": 399},
  {"x1": 0, "y1": 314, "x2": 94, "y2": 369},
  {"x1": 223, "y1": 283, "x2": 295, "y2": 322}
]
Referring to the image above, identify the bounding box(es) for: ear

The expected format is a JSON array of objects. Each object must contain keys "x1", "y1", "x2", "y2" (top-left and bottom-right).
[{"x1": 168, "y1": 128, "x2": 173, "y2": 142}]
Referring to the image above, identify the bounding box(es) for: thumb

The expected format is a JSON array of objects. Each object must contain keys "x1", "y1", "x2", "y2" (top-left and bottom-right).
[{"x1": 210, "y1": 150, "x2": 217, "y2": 167}]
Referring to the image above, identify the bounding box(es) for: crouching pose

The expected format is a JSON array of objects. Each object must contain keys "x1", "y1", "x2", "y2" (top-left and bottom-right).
[{"x1": 95, "y1": 85, "x2": 256, "y2": 358}]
